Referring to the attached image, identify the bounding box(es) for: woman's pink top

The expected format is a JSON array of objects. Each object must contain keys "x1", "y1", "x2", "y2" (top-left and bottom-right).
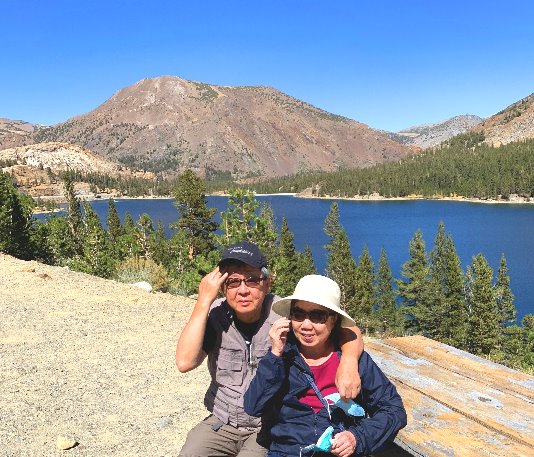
[{"x1": 298, "y1": 352, "x2": 340, "y2": 413}]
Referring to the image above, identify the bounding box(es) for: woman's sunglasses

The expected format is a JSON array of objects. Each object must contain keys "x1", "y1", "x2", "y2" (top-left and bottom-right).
[{"x1": 289, "y1": 307, "x2": 336, "y2": 324}]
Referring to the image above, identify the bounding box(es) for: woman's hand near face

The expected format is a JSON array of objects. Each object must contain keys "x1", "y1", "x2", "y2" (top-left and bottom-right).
[
  {"x1": 330, "y1": 431, "x2": 357, "y2": 457},
  {"x1": 269, "y1": 317, "x2": 291, "y2": 357}
]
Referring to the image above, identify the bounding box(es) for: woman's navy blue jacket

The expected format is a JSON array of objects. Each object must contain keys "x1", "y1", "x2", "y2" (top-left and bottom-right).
[{"x1": 244, "y1": 341, "x2": 407, "y2": 456}]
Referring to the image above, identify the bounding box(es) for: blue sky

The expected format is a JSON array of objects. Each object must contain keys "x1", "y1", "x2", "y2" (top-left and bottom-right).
[{"x1": 2, "y1": 0, "x2": 533, "y2": 132}]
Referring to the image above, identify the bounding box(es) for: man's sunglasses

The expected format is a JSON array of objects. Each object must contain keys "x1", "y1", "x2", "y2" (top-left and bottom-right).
[
  {"x1": 225, "y1": 275, "x2": 265, "y2": 289},
  {"x1": 289, "y1": 307, "x2": 336, "y2": 324}
]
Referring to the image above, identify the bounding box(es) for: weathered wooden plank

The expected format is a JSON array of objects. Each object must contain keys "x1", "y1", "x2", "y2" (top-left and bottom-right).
[
  {"x1": 365, "y1": 336, "x2": 534, "y2": 457},
  {"x1": 392, "y1": 385, "x2": 534, "y2": 457},
  {"x1": 383, "y1": 335, "x2": 534, "y2": 402}
]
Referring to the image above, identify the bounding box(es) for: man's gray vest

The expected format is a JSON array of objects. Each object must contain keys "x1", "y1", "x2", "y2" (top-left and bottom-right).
[{"x1": 204, "y1": 293, "x2": 280, "y2": 429}]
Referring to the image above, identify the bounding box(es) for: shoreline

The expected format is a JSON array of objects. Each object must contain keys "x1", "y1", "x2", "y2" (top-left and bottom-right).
[
  {"x1": 294, "y1": 193, "x2": 534, "y2": 205},
  {"x1": 32, "y1": 192, "x2": 534, "y2": 214},
  {"x1": 32, "y1": 194, "x2": 174, "y2": 214}
]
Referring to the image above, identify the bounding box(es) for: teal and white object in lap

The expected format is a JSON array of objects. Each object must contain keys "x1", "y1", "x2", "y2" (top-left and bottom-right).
[
  {"x1": 300, "y1": 426, "x2": 334, "y2": 455},
  {"x1": 325, "y1": 393, "x2": 366, "y2": 417}
]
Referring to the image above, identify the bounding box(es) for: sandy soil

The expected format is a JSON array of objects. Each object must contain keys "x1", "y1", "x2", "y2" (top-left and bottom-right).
[{"x1": 0, "y1": 254, "x2": 210, "y2": 456}]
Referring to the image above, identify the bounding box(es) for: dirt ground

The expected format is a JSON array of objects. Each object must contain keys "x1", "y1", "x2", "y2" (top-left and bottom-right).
[{"x1": 0, "y1": 254, "x2": 210, "y2": 456}]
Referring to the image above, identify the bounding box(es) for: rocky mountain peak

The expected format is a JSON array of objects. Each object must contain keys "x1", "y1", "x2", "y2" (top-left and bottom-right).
[{"x1": 385, "y1": 115, "x2": 483, "y2": 149}]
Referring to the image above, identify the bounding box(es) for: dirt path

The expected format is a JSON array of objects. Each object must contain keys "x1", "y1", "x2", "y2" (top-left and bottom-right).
[{"x1": 0, "y1": 254, "x2": 210, "y2": 456}]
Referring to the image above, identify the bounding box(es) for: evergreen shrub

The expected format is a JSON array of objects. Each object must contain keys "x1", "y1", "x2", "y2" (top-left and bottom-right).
[{"x1": 116, "y1": 256, "x2": 168, "y2": 292}]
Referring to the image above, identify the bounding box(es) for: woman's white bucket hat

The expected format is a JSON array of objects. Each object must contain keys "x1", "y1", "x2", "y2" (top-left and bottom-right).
[{"x1": 272, "y1": 275, "x2": 356, "y2": 328}]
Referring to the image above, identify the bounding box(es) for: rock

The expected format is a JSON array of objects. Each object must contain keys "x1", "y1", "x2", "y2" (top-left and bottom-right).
[
  {"x1": 156, "y1": 416, "x2": 173, "y2": 429},
  {"x1": 56, "y1": 435, "x2": 78, "y2": 450},
  {"x1": 132, "y1": 281, "x2": 152, "y2": 292}
]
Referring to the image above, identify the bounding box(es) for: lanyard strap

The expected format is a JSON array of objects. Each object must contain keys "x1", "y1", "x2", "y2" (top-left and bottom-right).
[
  {"x1": 303, "y1": 372, "x2": 331, "y2": 419},
  {"x1": 302, "y1": 372, "x2": 346, "y2": 431}
]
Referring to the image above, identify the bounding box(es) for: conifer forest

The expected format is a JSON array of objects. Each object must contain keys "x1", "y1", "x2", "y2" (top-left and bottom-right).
[{"x1": 1, "y1": 168, "x2": 532, "y2": 374}]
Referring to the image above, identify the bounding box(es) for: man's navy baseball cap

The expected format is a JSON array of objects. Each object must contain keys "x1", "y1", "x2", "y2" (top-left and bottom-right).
[{"x1": 218, "y1": 241, "x2": 268, "y2": 270}]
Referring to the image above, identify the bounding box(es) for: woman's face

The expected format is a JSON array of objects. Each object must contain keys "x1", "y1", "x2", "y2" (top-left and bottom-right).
[{"x1": 290, "y1": 300, "x2": 338, "y2": 351}]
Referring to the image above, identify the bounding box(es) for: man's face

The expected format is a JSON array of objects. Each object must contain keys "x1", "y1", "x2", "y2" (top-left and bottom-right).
[{"x1": 221, "y1": 263, "x2": 270, "y2": 323}]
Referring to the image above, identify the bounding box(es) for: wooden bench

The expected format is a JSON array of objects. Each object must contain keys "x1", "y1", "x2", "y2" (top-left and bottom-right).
[{"x1": 366, "y1": 335, "x2": 534, "y2": 457}]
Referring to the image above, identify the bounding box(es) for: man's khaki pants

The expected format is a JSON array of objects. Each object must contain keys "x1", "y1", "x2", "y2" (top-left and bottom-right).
[{"x1": 179, "y1": 414, "x2": 268, "y2": 457}]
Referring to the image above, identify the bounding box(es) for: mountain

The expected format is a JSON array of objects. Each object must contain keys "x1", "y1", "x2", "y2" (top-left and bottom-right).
[
  {"x1": 0, "y1": 142, "x2": 153, "y2": 198},
  {"x1": 0, "y1": 118, "x2": 38, "y2": 150},
  {"x1": 472, "y1": 93, "x2": 534, "y2": 146},
  {"x1": 1, "y1": 142, "x2": 129, "y2": 174},
  {"x1": 0, "y1": 77, "x2": 412, "y2": 179},
  {"x1": 386, "y1": 115, "x2": 483, "y2": 149}
]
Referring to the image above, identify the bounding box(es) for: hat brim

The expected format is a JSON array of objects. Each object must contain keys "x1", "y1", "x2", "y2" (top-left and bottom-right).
[{"x1": 272, "y1": 296, "x2": 356, "y2": 328}]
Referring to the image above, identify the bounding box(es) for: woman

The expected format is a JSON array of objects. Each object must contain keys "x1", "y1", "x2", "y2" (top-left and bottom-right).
[{"x1": 244, "y1": 275, "x2": 407, "y2": 457}]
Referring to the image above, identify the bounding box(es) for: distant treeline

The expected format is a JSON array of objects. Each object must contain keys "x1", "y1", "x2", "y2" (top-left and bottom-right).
[
  {"x1": 58, "y1": 170, "x2": 175, "y2": 197},
  {"x1": 12, "y1": 131, "x2": 534, "y2": 202},
  {"x1": 225, "y1": 134, "x2": 534, "y2": 199}
]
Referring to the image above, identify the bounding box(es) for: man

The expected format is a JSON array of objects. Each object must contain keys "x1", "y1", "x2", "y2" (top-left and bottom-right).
[{"x1": 176, "y1": 240, "x2": 364, "y2": 457}]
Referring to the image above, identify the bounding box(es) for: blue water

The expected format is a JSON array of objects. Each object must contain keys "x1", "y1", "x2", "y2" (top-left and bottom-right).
[{"x1": 56, "y1": 196, "x2": 534, "y2": 321}]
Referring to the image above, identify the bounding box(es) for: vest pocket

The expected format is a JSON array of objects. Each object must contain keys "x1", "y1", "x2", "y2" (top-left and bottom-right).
[{"x1": 216, "y1": 348, "x2": 245, "y2": 386}]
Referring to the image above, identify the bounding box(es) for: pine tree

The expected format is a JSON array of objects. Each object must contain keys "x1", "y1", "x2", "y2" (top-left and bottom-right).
[
  {"x1": 169, "y1": 172, "x2": 221, "y2": 295},
  {"x1": 220, "y1": 188, "x2": 258, "y2": 245},
  {"x1": 0, "y1": 172, "x2": 35, "y2": 259},
  {"x1": 519, "y1": 314, "x2": 534, "y2": 370},
  {"x1": 254, "y1": 202, "x2": 279, "y2": 266},
  {"x1": 120, "y1": 212, "x2": 142, "y2": 258},
  {"x1": 442, "y1": 234, "x2": 467, "y2": 347},
  {"x1": 324, "y1": 201, "x2": 341, "y2": 239},
  {"x1": 295, "y1": 245, "x2": 318, "y2": 278},
  {"x1": 465, "y1": 254, "x2": 500, "y2": 356},
  {"x1": 428, "y1": 222, "x2": 467, "y2": 347},
  {"x1": 78, "y1": 203, "x2": 116, "y2": 278},
  {"x1": 375, "y1": 247, "x2": 404, "y2": 336},
  {"x1": 354, "y1": 245, "x2": 376, "y2": 333},
  {"x1": 397, "y1": 230, "x2": 430, "y2": 333},
  {"x1": 151, "y1": 221, "x2": 170, "y2": 268},
  {"x1": 272, "y1": 217, "x2": 299, "y2": 296},
  {"x1": 39, "y1": 215, "x2": 78, "y2": 265},
  {"x1": 324, "y1": 203, "x2": 358, "y2": 317},
  {"x1": 166, "y1": 229, "x2": 219, "y2": 296},
  {"x1": 137, "y1": 213, "x2": 155, "y2": 259},
  {"x1": 501, "y1": 324, "x2": 527, "y2": 369},
  {"x1": 428, "y1": 222, "x2": 449, "y2": 323},
  {"x1": 327, "y1": 229, "x2": 358, "y2": 315},
  {"x1": 105, "y1": 198, "x2": 125, "y2": 262},
  {"x1": 63, "y1": 175, "x2": 84, "y2": 255},
  {"x1": 219, "y1": 189, "x2": 277, "y2": 256},
  {"x1": 495, "y1": 254, "x2": 517, "y2": 333},
  {"x1": 172, "y1": 169, "x2": 217, "y2": 259},
  {"x1": 106, "y1": 198, "x2": 123, "y2": 244}
]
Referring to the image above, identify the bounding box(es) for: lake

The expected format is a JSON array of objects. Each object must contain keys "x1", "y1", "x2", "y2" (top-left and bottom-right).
[{"x1": 79, "y1": 196, "x2": 534, "y2": 321}]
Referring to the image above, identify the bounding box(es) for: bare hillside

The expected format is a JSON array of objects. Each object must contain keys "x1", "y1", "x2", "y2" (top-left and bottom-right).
[
  {"x1": 1, "y1": 76, "x2": 412, "y2": 179},
  {"x1": 0, "y1": 254, "x2": 209, "y2": 456},
  {"x1": 0, "y1": 142, "x2": 154, "y2": 198},
  {"x1": 0, "y1": 118, "x2": 37, "y2": 150},
  {"x1": 473, "y1": 92, "x2": 534, "y2": 146}
]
